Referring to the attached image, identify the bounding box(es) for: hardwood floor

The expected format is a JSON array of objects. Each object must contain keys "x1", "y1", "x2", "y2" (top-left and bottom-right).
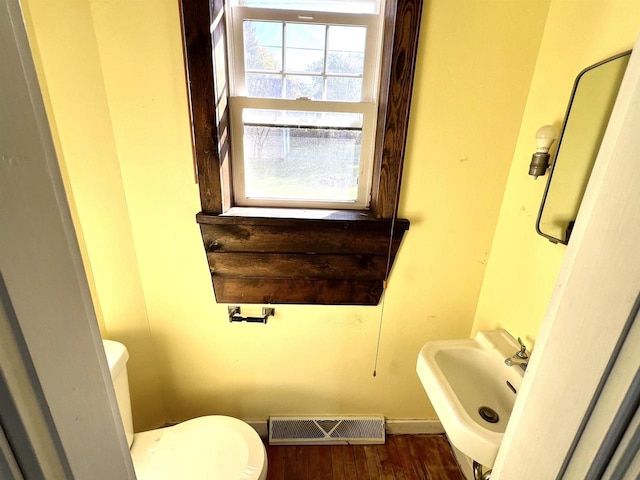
[{"x1": 264, "y1": 434, "x2": 465, "y2": 480}]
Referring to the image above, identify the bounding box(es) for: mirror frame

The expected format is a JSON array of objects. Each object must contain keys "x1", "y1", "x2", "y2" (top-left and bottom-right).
[{"x1": 536, "y1": 50, "x2": 631, "y2": 245}]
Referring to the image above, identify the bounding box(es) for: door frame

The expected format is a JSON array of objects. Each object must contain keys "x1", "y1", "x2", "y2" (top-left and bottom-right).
[{"x1": 0, "y1": 1, "x2": 135, "y2": 478}]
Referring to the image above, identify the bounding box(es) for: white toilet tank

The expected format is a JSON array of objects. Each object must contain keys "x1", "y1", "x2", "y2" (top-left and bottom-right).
[
  {"x1": 102, "y1": 339, "x2": 268, "y2": 480},
  {"x1": 102, "y1": 339, "x2": 135, "y2": 447}
]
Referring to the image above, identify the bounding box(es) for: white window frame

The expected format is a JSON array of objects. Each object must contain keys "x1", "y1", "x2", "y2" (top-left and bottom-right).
[{"x1": 226, "y1": 3, "x2": 385, "y2": 209}]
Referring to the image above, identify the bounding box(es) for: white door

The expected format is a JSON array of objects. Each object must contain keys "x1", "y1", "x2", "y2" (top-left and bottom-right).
[{"x1": 561, "y1": 306, "x2": 640, "y2": 479}]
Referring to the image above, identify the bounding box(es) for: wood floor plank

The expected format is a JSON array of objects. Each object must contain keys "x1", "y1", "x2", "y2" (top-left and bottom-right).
[
  {"x1": 353, "y1": 445, "x2": 371, "y2": 480},
  {"x1": 395, "y1": 434, "x2": 430, "y2": 480},
  {"x1": 413, "y1": 435, "x2": 465, "y2": 480},
  {"x1": 363, "y1": 445, "x2": 381, "y2": 478},
  {"x1": 331, "y1": 445, "x2": 359, "y2": 480},
  {"x1": 432, "y1": 436, "x2": 465, "y2": 480},
  {"x1": 342, "y1": 445, "x2": 359, "y2": 480},
  {"x1": 295, "y1": 445, "x2": 309, "y2": 480},
  {"x1": 284, "y1": 445, "x2": 298, "y2": 479},
  {"x1": 331, "y1": 446, "x2": 346, "y2": 480},
  {"x1": 266, "y1": 445, "x2": 286, "y2": 480},
  {"x1": 375, "y1": 443, "x2": 397, "y2": 480},
  {"x1": 308, "y1": 445, "x2": 333, "y2": 480},
  {"x1": 263, "y1": 435, "x2": 463, "y2": 480},
  {"x1": 385, "y1": 436, "x2": 410, "y2": 480}
]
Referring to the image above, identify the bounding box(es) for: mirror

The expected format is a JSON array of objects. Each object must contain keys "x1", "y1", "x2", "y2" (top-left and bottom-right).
[{"x1": 536, "y1": 51, "x2": 630, "y2": 244}]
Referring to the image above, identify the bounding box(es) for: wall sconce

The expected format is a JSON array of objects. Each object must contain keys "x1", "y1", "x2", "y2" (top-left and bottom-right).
[{"x1": 529, "y1": 125, "x2": 559, "y2": 179}]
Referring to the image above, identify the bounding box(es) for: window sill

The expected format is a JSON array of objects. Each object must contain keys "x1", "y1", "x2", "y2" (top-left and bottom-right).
[
  {"x1": 196, "y1": 209, "x2": 409, "y2": 305},
  {"x1": 198, "y1": 206, "x2": 397, "y2": 222}
]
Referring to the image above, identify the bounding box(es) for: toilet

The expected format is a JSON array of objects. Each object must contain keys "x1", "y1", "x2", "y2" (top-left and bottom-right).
[{"x1": 102, "y1": 340, "x2": 268, "y2": 479}]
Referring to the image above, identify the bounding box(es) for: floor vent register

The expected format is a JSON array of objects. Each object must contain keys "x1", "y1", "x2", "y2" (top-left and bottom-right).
[{"x1": 268, "y1": 416, "x2": 385, "y2": 445}]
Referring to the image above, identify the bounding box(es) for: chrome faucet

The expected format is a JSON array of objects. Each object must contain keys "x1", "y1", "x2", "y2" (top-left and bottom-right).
[{"x1": 504, "y1": 337, "x2": 529, "y2": 372}]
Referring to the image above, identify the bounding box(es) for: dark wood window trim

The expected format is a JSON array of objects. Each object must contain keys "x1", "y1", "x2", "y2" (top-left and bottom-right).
[{"x1": 179, "y1": 0, "x2": 422, "y2": 305}]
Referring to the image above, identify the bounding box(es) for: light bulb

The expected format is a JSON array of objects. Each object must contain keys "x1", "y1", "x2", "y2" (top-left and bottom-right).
[
  {"x1": 529, "y1": 124, "x2": 559, "y2": 179},
  {"x1": 535, "y1": 125, "x2": 559, "y2": 153}
]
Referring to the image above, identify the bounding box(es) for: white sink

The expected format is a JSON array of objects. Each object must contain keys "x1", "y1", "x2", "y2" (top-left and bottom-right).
[{"x1": 416, "y1": 330, "x2": 526, "y2": 468}]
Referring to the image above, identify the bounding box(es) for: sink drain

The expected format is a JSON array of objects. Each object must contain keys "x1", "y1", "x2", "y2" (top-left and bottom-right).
[{"x1": 479, "y1": 406, "x2": 499, "y2": 424}]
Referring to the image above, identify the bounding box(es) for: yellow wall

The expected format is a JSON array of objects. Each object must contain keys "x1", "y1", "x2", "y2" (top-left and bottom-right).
[
  {"x1": 22, "y1": 0, "x2": 549, "y2": 429},
  {"x1": 21, "y1": 0, "x2": 164, "y2": 430},
  {"x1": 472, "y1": 0, "x2": 640, "y2": 348}
]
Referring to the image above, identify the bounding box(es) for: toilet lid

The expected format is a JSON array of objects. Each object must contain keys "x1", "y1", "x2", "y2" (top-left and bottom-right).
[{"x1": 131, "y1": 416, "x2": 266, "y2": 480}]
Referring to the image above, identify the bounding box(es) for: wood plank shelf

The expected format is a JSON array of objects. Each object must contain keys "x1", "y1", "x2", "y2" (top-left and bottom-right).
[{"x1": 197, "y1": 212, "x2": 409, "y2": 305}]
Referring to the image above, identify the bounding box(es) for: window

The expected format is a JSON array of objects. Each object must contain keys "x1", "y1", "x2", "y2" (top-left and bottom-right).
[
  {"x1": 179, "y1": 0, "x2": 422, "y2": 305},
  {"x1": 227, "y1": 1, "x2": 385, "y2": 209}
]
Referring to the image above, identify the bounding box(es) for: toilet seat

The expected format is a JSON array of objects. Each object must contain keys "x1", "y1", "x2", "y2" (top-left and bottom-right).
[{"x1": 130, "y1": 416, "x2": 267, "y2": 480}]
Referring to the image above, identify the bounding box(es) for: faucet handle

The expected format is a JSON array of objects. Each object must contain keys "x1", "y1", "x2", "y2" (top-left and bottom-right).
[{"x1": 516, "y1": 337, "x2": 528, "y2": 359}]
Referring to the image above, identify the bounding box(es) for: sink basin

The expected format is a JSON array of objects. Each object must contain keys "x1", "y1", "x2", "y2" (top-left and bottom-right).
[{"x1": 416, "y1": 330, "x2": 525, "y2": 468}]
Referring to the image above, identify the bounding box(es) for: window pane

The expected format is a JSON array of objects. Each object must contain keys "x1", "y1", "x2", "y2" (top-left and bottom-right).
[
  {"x1": 285, "y1": 23, "x2": 325, "y2": 73},
  {"x1": 243, "y1": 23, "x2": 369, "y2": 101},
  {"x1": 244, "y1": 21, "x2": 282, "y2": 72},
  {"x1": 246, "y1": 73, "x2": 283, "y2": 98},
  {"x1": 236, "y1": 0, "x2": 379, "y2": 14},
  {"x1": 285, "y1": 75, "x2": 322, "y2": 99},
  {"x1": 242, "y1": 109, "x2": 363, "y2": 202},
  {"x1": 327, "y1": 26, "x2": 366, "y2": 75},
  {"x1": 326, "y1": 77, "x2": 362, "y2": 101},
  {"x1": 213, "y1": 32, "x2": 228, "y2": 97}
]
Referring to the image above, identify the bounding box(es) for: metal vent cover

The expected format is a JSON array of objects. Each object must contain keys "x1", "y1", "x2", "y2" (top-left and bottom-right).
[{"x1": 269, "y1": 416, "x2": 385, "y2": 445}]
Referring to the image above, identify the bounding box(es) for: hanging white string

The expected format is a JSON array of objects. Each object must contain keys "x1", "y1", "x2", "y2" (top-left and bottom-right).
[
  {"x1": 372, "y1": 281, "x2": 388, "y2": 377},
  {"x1": 372, "y1": 164, "x2": 404, "y2": 377},
  {"x1": 372, "y1": 220, "x2": 398, "y2": 376}
]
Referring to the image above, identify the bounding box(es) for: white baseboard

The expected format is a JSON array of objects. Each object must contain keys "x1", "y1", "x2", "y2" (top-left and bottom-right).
[
  {"x1": 384, "y1": 419, "x2": 444, "y2": 435},
  {"x1": 246, "y1": 420, "x2": 268, "y2": 438}
]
